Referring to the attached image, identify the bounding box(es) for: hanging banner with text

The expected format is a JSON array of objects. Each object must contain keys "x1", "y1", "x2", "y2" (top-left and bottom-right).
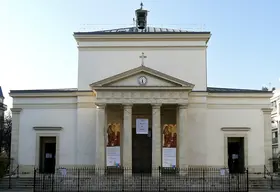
[
  {"x1": 106, "y1": 123, "x2": 121, "y2": 167},
  {"x1": 162, "y1": 124, "x2": 177, "y2": 168},
  {"x1": 136, "y1": 118, "x2": 149, "y2": 134}
]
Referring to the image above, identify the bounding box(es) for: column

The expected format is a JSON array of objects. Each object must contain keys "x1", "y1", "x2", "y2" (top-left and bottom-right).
[
  {"x1": 122, "y1": 104, "x2": 132, "y2": 169},
  {"x1": 278, "y1": 121, "x2": 280, "y2": 154},
  {"x1": 95, "y1": 104, "x2": 106, "y2": 169},
  {"x1": 262, "y1": 108, "x2": 273, "y2": 172},
  {"x1": 152, "y1": 104, "x2": 161, "y2": 174},
  {"x1": 178, "y1": 104, "x2": 188, "y2": 169},
  {"x1": 10, "y1": 108, "x2": 22, "y2": 167}
]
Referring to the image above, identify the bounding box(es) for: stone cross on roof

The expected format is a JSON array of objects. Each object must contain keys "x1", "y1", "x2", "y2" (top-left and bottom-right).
[{"x1": 139, "y1": 52, "x2": 147, "y2": 66}]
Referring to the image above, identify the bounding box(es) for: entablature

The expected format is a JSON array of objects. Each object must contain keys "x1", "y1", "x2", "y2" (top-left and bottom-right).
[{"x1": 95, "y1": 90, "x2": 189, "y2": 104}]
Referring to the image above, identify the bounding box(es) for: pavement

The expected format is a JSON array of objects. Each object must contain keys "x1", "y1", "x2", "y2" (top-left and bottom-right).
[
  {"x1": 0, "y1": 190, "x2": 278, "y2": 192},
  {"x1": 1, "y1": 190, "x2": 32, "y2": 192}
]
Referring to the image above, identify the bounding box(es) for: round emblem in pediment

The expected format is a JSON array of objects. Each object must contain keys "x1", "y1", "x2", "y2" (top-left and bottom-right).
[{"x1": 138, "y1": 76, "x2": 147, "y2": 85}]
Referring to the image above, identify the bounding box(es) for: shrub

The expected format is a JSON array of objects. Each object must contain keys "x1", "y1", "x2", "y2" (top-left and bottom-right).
[{"x1": 0, "y1": 157, "x2": 9, "y2": 178}]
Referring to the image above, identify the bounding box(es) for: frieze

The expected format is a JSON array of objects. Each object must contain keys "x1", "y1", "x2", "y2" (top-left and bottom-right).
[
  {"x1": 96, "y1": 90, "x2": 188, "y2": 99},
  {"x1": 95, "y1": 90, "x2": 189, "y2": 104}
]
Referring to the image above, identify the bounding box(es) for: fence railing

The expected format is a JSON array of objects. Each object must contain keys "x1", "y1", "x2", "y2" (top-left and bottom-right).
[{"x1": 32, "y1": 167, "x2": 248, "y2": 192}]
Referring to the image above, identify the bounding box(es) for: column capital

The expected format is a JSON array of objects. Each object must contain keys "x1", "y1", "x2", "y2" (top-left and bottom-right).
[
  {"x1": 152, "y1": 103, "x2": 162, "y2": 109},
  {"x1": 10, "y1": 108, "x2": 22, "y2": 114},
  {"x1": 95, "y1": 103, "x2": 106, "y2": 109},
  {"x1": 178, "y1": 103, "x2": 188, "y2": 109},
  {"x1": 122, "y1": 103, "x2": 133, "y2": 109},
  {"x1": 261, "y1": 108, "x2": 272, "y2": 114}
]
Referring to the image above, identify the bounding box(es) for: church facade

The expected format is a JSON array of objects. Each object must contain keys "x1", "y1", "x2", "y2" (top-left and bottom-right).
[{"x1": 9, "y1": 7, "x2": 273, "y2": 174}]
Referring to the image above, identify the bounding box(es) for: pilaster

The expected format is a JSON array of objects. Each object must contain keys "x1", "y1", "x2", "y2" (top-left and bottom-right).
[
  {"x1": 122, "y1": 104, "x2": 132, "y2": 169},
  {"x1": 10, "y1": 108, "x2": 22, "y2": 167},
  {"x1": 262, "y1": 108, "x2": 273, "y2": 172},
  {"x1": 152, "y1": 104, "x2": 161, "y2": 175},
  {"x1": 178, "y1": 104, "x2": 188, "y2": 169},
  {"x1": 95, "y1": 104, "x2": 106, "y2": 169}
]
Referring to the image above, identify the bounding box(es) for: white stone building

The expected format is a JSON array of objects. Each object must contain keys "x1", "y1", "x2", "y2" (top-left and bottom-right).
[
  {"x1": 271, "y1": 88, "x2": 280, "y2": 171},
  {"x1": 9, "y1": 6, "x2": 273, "y2": 174}
]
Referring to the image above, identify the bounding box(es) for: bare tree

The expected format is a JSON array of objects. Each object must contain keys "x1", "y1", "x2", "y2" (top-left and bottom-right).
[
  {"x1": 262, "y1": 86, "x2": 269, "y2": 91},
  {"x1": 0, "y1": 113, "x2": 12, "y2": 157}
]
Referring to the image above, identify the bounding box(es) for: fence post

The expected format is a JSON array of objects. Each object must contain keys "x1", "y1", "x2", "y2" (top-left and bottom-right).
[
  {"x1": 203, "y1": 168, "x2": 205, "y2": 192},
  {"x1": 51, "y1": 173, "x2": 54, "y2": 192},
  {"x1": 246, "y1": 169, "x2": 249, "y2": 192},
  {"x1": 33, "y1": 168, "x2": 36, "y2": 192},
  {"x1": 140, "y1": 170, "x2": 143, "y2": 192},
  {"x1": 16, "y1": 165, "x2": 19, "y2": 178},
  {"x1": 237, "y1": 174, "x2": 240, "y2": 191},
  {"x1": 270, "y1": 175, "x2": 273, "y2": 189},
  {"x1": 228, "y1": 169, "x2": 231, "y2": 192},
  {"x1": 122, "y1": 167, "x2": 124, "y2": 192},
  {"x1": 158, "y1": 166, "x2": 161, "y2": 191},
  {"x1": 8, "y1": 168, "x2": 11, "y2": 189},
  {"x1": 77, "y1": 168, "x2": 80, "y2": 192}
]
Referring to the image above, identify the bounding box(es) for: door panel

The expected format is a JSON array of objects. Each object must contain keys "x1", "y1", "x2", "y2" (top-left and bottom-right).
[
  {"x1": 44, "y1": 143, "x2": 56, "y2": 174},
  {"x1": 132, "y1": 128, "x2": 152, "y2": 174}
]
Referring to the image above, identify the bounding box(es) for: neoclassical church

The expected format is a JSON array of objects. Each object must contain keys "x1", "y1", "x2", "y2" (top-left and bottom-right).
[{"x1": 10, "y1": 5, "x2": 272, "y2": 174}]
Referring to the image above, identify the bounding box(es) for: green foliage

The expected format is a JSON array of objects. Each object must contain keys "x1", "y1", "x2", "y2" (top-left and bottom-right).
[{"x1": 0, "y1": 156, "x2": 9, "y2": 178}]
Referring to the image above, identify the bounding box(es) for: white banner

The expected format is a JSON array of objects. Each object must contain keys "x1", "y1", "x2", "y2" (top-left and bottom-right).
[
  {"x1": 106, "y1": 146, "x2": 121, "y2": 167},
  {"x1": 162, "y1": 148, "x2": 176, "y2": 168},
  {"x1": 136, "y1": 118, "x2": 149, "y2": 134}
]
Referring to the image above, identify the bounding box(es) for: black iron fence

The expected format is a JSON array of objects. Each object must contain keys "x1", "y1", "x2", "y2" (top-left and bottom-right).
[
  {"x1": 32, "y1": 167, "x2": 248, "y2": 192},
  {"x1": 3, "y1": 164, "x2": 280, "y2": 191}
]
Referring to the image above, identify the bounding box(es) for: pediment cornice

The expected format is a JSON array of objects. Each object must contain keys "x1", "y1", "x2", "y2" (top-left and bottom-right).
[{"x1": 90, "y1": 66, "x2": 194, "y2": 91}]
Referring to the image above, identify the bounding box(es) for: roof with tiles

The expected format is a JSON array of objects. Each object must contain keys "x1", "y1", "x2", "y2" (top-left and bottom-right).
[
  {"x1": 74, "y1": 26, "x2": 211, "y2": 35},
  {"x1": 207, "y1": 87, "x2": 271, "y2": 93}
]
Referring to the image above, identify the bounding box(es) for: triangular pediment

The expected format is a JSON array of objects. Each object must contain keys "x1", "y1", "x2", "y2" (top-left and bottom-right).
[{"x1": 90, "y1": 66, "x2": 194, "y2": 90}]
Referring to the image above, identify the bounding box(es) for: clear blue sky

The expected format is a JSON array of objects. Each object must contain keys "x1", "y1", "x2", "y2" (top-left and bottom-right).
[{"x1": 1, "y1": 0, "x2": 279, "y2": 108}]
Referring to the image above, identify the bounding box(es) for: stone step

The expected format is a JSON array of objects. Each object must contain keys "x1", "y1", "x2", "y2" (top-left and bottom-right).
[
  {"x1": 1, "y1": 176, "x2": 280, "y2": 190},
  {"x1": 0, "y1": 178, "x2": 34, "y2": 189}
]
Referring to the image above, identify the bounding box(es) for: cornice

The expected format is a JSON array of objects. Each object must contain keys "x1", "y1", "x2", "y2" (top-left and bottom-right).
[
  {"x1": 33, "y1": 126, "x2": 63, "y2": 131},
  {"x1": 221, "y1": 127, "x2": 251, "y2": 132},
  {"x1": 189, "y1": 92, "x2": 208, "y2": 97},
  {"x1": 74, "y1": 33, "x2": 211, "y2": 42},
  {"x1": 13, "y1": 103, "x2": 77, "y2": 109},
  {"x1": 10, "y1": 91, "x2": 93, "y2": 98},
  {"x1": 261, "y1": 107, "x2": 273, "y2": 114},
  {"x1": 78, "y1": 46, "x2": 207, "y2": 51},
  {"x1": 178, "y1": 104, "x2": 188, "y2": 109},
  {"x1": 208, "y1": 104, "x2": 270, "y2": 109},
  {"x1": 208, "y1": 93, "x2": 272, "y2": 98},
  {"x1": 10, "y1": 108, "x2": 22, "y2": 113},
  {"x1": 77, "y1": 102, "x2": 95, "y2": 108},
  {"x1": 90, "y1": 65, "x2": 194, "y2": 88},
  {"x1": 11, "y1": 103, "x2": 272, "y2": 110},
  {"x1": 92, "y1": 86, "x2": 192, "y2": 91}
]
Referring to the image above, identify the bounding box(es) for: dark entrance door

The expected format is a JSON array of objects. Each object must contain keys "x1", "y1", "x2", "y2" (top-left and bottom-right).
[
  {"x1": 44, "y1": 143, "x2": 56, "y2": 173},
  {"x1": 228, "y1": 137, "x2": 245, "y2": 173},
  {"x1": 132, "y1": 128, "x2": 152, "y2": 174},
  {"x1": 39, "y1": 137, "x2": 56, "y2": 174}
]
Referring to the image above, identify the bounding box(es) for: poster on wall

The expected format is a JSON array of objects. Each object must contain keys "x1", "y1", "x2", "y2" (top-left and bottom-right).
[
  {"x1": 106, "y1": 123, "x2": 121, "y2": 167},
  {"x1": 136, "y1": 118, "x2": 149, "y2": 134},
  {"x1": 106, "y1": 146, "x2": 121, "y2": 166},
  {"x1": 162, "y1": 124, "x2": 177, "y2": 168}
]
